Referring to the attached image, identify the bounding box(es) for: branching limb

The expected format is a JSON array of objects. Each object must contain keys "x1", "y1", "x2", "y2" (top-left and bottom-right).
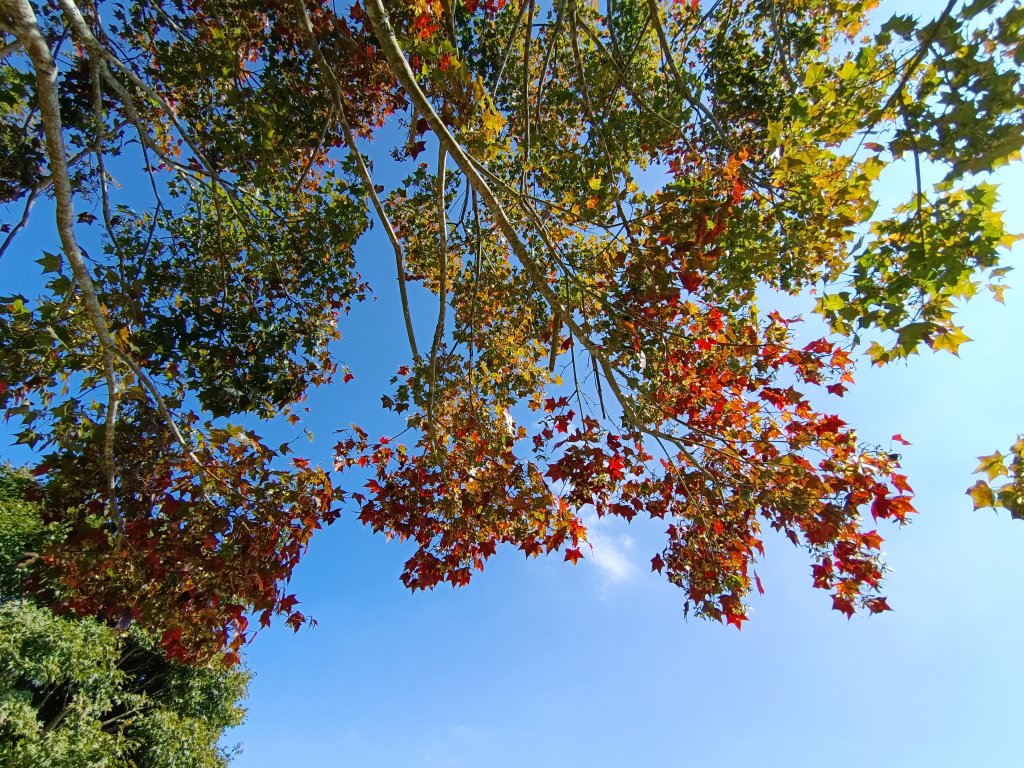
[
  {"x1": 0, "y1": 187, "x2": 38, "y2": 260},
  {"x1": 365, "y1": 0, "x2": 676, "y2": 452},
  {"x1": 575, "y1": 16, "x2": 686, "y2": 136},
  {"x1": 427, "y1": 145, "x2": 449, "y2": 439},
  {"x1": 4, "y1": 0, "x2": 208, "y2": 500},
  {"x1": 3, "y1": 0, "x2": 124, "y2": 519},
  {"x1": 291, "y1": 0, "x2": 420, "y2": 360},
  {"x1": 642, "y1": 0, "x2": 727, "y2": 140},
  {"x1": 854, "y1": 0, "x2": 957, "y2": 155},
  {"x1": 568, "y1": 2, "x2": 636, "y2": 245},
  {"x1": 58, "y1": 1, "x2": 211, "y2": 175},
  {"x1": 58, "y1": 0, "x2": 259, "y2": 236},
  {"x1": 0, "y1": 120, "x2": 127, "y2": 261}
]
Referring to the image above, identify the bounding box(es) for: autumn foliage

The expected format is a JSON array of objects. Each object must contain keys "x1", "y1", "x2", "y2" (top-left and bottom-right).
[{"x1": 0, "y1": 0, "x2": 1020, "y2": 662}]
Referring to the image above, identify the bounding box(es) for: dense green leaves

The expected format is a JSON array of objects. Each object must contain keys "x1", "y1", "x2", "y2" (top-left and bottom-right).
[
  {"x1": 0, "y1": 601, "x2": 248, "y2": 768},
  {"x1": 0, "y1": 466, "x2": 248, "y2": 768}
]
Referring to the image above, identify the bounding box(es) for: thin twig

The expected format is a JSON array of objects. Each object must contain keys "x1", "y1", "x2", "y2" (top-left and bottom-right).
[
  {"x1": 521, "y1": 0, "x2": 535, "y2": 193},
  {"x1": 568, "y1": 2, "x2": 636, "y2": 244},
  {"x1": 0, "y1": 37, "x2": 19, "y2": 59},
  {"x1": 0, "y1": 187, "x2": 38, "y2": 260},
  {"x1": 87, "y1": 26, "x2": 123, "y2": 509},
  {"x1": 767, "y1": 0, "x2": 796, "y2": 92},
  {"x1": 291, "y1": 0, "x2": 420, "y2": 360},
  {"x1": 490, "y1": 0, "x2": 531, "y2": 91}
]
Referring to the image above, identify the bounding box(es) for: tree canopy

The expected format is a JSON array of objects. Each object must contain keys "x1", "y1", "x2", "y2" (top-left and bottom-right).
[
  {"x1": 0, "y1": 0, "x2": 1020, "y2": 663},
  {"x1": 0, "y1": 466, "x2": 248, "y2": 767}
]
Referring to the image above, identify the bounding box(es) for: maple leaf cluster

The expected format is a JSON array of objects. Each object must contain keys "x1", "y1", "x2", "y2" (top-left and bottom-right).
[{"x1": 0, "y1": 0, "x2": 1019, "y2": 664}]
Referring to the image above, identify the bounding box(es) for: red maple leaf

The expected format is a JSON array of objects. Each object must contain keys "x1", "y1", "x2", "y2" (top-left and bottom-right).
[
  {"x1": 725, "y1": 611, "x2": 746, "y2": 629},
  {"x1": 860, "y1": 530, "x2": 884, "y2": 550},
  {"x1": 279, "y1": 593, "x2": 299, "y2": 613},
  {"x1": 521, "y1": 539, "x2": 542, "y2": 558},
  {"x1": 887, "y1": 471, "x2": 909, "y2": 493},
  {"x1": 564, "y1": 548, "x2": 583, "y2": 564},
  {"x1": 865, "y1": 597, "x2": 892, "y2": 614},
  {"x1": 546, "y1": 464, "x2": 566, "y2": 482},
  {"x1": 831, "y1": 595, "x2": 855, "y2": 618},
  {"x1": 681, "y1": 270, "x2": 703, "y2": 292}
]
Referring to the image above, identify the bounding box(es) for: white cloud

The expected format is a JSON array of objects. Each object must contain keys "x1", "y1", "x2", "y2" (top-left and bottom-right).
[{"x1": 585, "y1": 523, "x2": 637, "y2": 584}]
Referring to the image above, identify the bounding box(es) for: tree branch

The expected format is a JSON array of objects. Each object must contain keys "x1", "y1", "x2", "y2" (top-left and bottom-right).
[
  {"x1": 0, "y1": 187, "x2": 38, "y2": 261},
  {"x1": 3, "y1": 0, "x2": 122, "y2": 519},
  {"x1": 364, "y1": 0, "x2": 673, "y2": 449},
  {"x1": 0, "y1": 36, "x2": 18, "y2": 59},
  {"x1": 291, "y1": 0, "x2": 420, "y2": 360},
  {"x1": 643, "y1": 0, "x2": 727, "y2": 141},
  {"x1": 568, "y1": 2, "x2": 636, "y2": 245},
  {"x1": 427, "y1": 145, "x2": 449, "y2": 439}
]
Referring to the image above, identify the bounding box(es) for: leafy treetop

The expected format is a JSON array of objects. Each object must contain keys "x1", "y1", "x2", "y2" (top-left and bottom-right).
[
  {"x1": 0, "y1": 466, "x2": 249, "y2": 767},
  {"x1": 0, "y1": 0, "x2": 1020, "y2": 661}
]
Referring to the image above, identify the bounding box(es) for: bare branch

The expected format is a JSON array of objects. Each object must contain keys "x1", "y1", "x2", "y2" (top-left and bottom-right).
[
  {"x1": 427, "y1": 145, "x2": 449, "y2": 439},
  {"x1": 0, "y1": 187, "x2": 38, "y2": 261},
  {"x1": 3, "y1": 0, "x2": 123, "y2": 519},
  {"x1": 290, "y1": 0, "x2": 420, "y2": 361},
  {"x1": 364, "y1": 0, "x2": 670, "y2": 446},
  {"x1": 0, "y1": 36, "x2": 19, "y2": 59}
]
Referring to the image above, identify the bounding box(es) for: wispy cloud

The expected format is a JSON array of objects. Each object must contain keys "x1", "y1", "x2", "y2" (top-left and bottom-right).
[{"x1": 584, "y1": 519, "x2": 637, "y2": 584}]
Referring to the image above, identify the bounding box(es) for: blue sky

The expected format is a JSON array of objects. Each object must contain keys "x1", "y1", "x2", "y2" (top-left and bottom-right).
[
  {"x1": 2, "y1": 1, "x2": 1023, "y2": 766},
  {"x1": 224, "y1": 2, "x2": 1024, "y2": 762},
  {"x1": 224, "y1": 180, "x2": 1024, "y2": 768}
]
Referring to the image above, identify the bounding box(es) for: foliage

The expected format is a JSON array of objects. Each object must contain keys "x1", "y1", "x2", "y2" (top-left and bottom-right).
[
  {"x1": 0, "y1": 0, "x2": 1020, "y2": 661},
  {"x1": 967, "y1": 438, "x2": 1024, "y2": 520},
  {"x1": 0, "y1": 466, "x2": 248, "y2": 768}
]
